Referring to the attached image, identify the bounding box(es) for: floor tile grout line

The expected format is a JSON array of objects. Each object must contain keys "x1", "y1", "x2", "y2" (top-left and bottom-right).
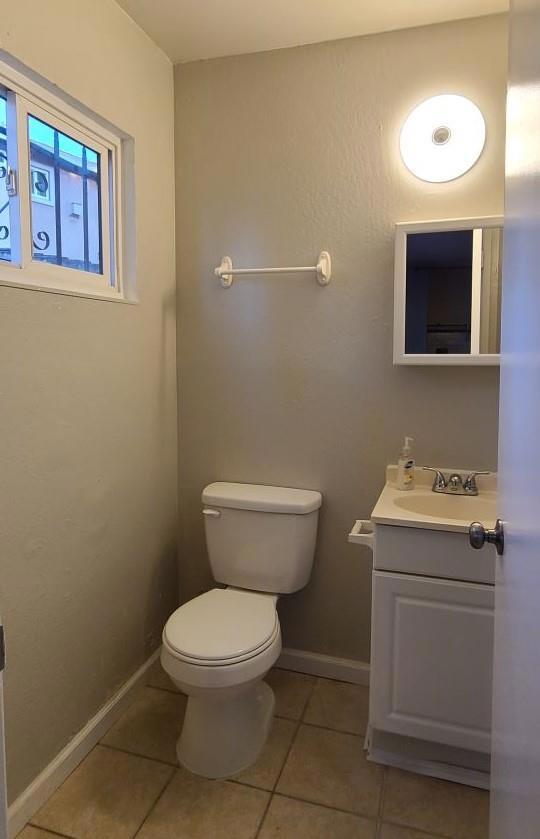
[
  {"x1": 374, "y1": 768, "x2": 387, "y2": 839},
  {"x1": 381, "y1": 817, "x2": 464, "y2": 839},
  {"x1": 378, "y1": 766, "x2": 387, "y2": 820},
  {"x1": 299, "y1": 676, "x2": 319, "y2": 724},
  {"x1": 271, "y1": 789, "x2": 379, "y2": 820},
  {"x1": 131, "y1": 766, "x2": 177, "y2": 839},
  {"x1": 253, "y1": 678, "x2": 318, "y2": 839},
  {"x1": 270, "y1": 716, "x2": 302, "y2": 796},
  {"x1": 27, "y1": 826, "x2": 75, "y2": 839},
  {"x1": 253, "y1": 791, "x2": 274, "y2": 839},
  {"x1": 378, "y1": 818, "x2": 455, "y2": 838},
  {"x1": 300, "y1": 719, "x2": 366, "y2": 737},
  {"x1": 274, "y1": 668, "x2": 367, "y2": 688},
  {"x1": 253, "y1": 671, "x2": 321, "y2": 837},
  {"x1": 272, "y1": 672, "x2": 318, "y2": 792},
  {"x1": 145, "y1": 684, "x2": 181, "y2": 696},
  {"x1": 99, "y1": 741, "x2": 179, "y2": 769},
  {"x1": 27, "y1": 742, "x2": 106, "y2": 839}
]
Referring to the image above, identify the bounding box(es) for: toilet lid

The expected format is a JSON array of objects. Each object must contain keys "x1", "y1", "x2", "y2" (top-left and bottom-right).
[{"x1": 163, "y1": 588, "x2": 278, "y2": 663}]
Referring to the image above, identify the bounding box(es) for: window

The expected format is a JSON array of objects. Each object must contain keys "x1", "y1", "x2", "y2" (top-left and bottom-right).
[
  {"x1": 0, "y1": 95, "x2": 11, "y2": 263},
  {"x1": 0, "y1": 60, "x2": 124, "y2": 299}
]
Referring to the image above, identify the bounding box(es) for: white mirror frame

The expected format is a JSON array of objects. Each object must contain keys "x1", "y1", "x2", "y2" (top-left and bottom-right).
[{"x1": 393, "y1": 216, "x2": 503, "y2": 366}]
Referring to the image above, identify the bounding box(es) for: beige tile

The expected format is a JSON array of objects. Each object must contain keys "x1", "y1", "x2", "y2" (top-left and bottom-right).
[
  {"x1": 233, "y1": 717, "x2": 296, "y2": 790},
  {"x1": 33, "y1": 745, "x2": 173, "y2": 839},
  {"x1": 265, "y1": 668, "x2": 315, "y2": 719},
  {"x1": 258, "y1": 795, "x2": 377, "y2": 838},
  {"x1": 146, "y1": 659, "x2": 181, "y2": 693},
  {"x1": 304, "y1": 678, "x2": 370, "y2": 735},
  {"x1": 101, "y1": 686, "x2": 186, "y2": 764},
  {"x1": 379, "y1": 824, "x2": 442, "y2": 839},
  {"x1": 383, "y1": 769, "x2": 490, "y2": 839},
  {"x1": 18, "y1": 828, "x2": 66, "y2": 839},
  {"x1": 276, "y1": 724, "x2": 382, "y2": 817},
  {"x1": 137, "y1": 766, "x2": 269, "y2": 839}
]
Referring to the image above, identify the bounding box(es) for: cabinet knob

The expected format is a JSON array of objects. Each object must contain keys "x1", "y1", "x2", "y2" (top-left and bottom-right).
[{"x1": 469, "y1": 519, "x2": 505, "y2": 556}]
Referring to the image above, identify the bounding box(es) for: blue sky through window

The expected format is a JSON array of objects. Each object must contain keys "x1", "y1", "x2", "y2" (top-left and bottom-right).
[{"x1": 28, "y1": 115, "x2": 98, "y2": 173}]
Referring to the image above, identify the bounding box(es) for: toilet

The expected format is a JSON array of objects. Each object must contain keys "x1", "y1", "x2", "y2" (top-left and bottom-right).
[{"x1": 161, "y1": 481, "x2": 322, "y2": 779}]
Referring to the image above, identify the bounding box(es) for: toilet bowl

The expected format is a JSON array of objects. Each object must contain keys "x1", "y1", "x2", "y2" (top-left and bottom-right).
[
  {"x1": 161, "y1": 587, "x2": 281, "y2": 778},
  {"x1": 161, "y1": 481, "x2": 321, "y2": 779}
]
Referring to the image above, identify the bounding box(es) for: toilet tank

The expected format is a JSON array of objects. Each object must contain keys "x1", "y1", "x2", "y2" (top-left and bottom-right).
[{"x1": 201, "y1": 482, "x2": 322, "y2": 594}]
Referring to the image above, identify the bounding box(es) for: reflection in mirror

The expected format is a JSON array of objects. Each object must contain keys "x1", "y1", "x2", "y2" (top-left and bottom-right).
[
  {"x1": 405, "y1": 230, "x2": 473, "y2": 354},
  {"x1": 404, "y1": 227, "x2": 502, "y2": 356},
  {"x1": 479, "y1": 228, "x2": 502, "y2": 354}
]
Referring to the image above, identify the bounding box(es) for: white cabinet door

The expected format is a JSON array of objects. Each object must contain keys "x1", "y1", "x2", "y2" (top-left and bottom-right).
[{"x1": 370, "y1": 571, "x2": 494, "y2": 753}]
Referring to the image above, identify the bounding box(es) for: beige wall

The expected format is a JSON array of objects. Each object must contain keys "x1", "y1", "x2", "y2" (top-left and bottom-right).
[
  {"x1": 175, "y1": 16, "x2": 506, "y2": 662},
  {"x1": 0, "y1": 1, "x2": 177, "y2": 801}
]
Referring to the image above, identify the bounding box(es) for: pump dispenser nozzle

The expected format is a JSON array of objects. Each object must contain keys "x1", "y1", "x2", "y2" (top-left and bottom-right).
[{"x1": 402, "y1": 436, "x2": 414, "y2": 456}]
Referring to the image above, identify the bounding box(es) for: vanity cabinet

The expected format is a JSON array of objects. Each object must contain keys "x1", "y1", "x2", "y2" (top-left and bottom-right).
[
  {"x1": 350, "y1": 466, "x2": 498, "y2": 786},
  {"x1": 370, "y1": 570, "x2": 494, "y2": 754}
]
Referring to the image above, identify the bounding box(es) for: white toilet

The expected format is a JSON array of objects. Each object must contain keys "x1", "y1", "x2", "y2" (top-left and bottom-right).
[{"x1": 161, "y1": 481, "x2": 322, "y2": 779}]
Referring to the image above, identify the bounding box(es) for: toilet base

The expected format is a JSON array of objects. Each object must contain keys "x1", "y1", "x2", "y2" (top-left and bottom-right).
[{"x1": 177, "y1": 680, "x2": 275, "y2": 779}]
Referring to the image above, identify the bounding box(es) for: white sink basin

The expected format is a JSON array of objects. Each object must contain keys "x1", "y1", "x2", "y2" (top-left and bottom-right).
[{"x1": 393, "y1": 492, "x2": 497, "y2": 524}]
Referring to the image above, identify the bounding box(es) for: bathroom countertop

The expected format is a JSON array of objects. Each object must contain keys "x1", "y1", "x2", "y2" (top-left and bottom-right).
[{"x1": 371, "y1": 465, "x2": 498, "y2": 534}]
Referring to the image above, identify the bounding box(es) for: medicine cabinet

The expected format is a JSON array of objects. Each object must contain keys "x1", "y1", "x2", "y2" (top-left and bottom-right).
[{"x1": 394, "y1": 217, "x2": 503, "y2": 365}]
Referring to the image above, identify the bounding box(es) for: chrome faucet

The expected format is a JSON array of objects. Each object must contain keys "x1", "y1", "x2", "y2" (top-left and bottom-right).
[{"x1": 422, "y1": 467, "x2": 490, "y2": 496}]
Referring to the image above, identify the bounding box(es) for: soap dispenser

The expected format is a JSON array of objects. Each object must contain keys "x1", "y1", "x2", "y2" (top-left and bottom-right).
[{"x1": 396, "y1": 436, "x2": 415, "y2": 491}]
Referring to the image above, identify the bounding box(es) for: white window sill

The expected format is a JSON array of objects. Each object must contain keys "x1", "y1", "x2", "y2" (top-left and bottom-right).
[{"x1": 0, "y1": 273, "x2": 136, "y2": 304}]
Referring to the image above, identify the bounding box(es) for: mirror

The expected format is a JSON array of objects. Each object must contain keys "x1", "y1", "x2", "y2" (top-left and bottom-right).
[{"x1": 394, "y1": 217, "x2": 502, "y2": 365}]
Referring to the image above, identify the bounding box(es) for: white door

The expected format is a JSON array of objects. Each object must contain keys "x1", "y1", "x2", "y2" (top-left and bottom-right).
[
  {"x1": 0, "y1": 627, "x2": 7, "y2": 839},
  {"x1": 486, "y1": 1, "x2": 540, "y2": 835}
]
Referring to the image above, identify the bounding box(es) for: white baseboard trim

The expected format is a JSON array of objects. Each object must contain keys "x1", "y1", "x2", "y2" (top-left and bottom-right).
[
  {"x1": 8, "y1": 648, "x2": 160, "y2": 838},
  {"x1": 277, "y1": 647, "x2": 370, "y2": 686},
  {"x1": 367, "y1": 745, "x2": 490, "y2": 790}
]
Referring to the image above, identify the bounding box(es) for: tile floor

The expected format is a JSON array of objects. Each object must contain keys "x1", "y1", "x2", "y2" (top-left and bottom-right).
[{"x1": 18, "y1": 664, "x2": 490, "y2": 839}]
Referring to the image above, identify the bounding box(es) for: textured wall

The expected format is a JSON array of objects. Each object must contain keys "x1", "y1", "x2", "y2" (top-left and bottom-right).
[
  {"x1": 0, "y1": 1, "x2": 177, "y2": 801},
  {"x1": 175, "y1": 15, "x2": 506, "y2": 664}
]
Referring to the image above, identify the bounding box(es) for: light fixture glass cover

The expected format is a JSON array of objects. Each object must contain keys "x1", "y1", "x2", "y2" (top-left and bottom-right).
[{"x1": 400, "y1": 94, "x2": 486, "y2": 182}]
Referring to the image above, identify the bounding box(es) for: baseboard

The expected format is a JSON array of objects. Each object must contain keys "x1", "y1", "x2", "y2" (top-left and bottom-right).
[
  {"x1": 8, "y1": 648, "x2": 160, "y2": 838},
  {"x1": 367, "y1": 745, "x2": 490, "y2": 790},
  {"x1": 277, "y1": 647, "x2": 370, "y2": 685}
]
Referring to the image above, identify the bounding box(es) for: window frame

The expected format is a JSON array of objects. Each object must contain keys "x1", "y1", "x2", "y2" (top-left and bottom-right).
[{"x1": 0, "y1": 60, "x2": 124, "y2": 301}]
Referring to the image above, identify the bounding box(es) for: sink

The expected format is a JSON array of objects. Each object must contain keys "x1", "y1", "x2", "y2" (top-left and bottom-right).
[
  {"x1": 393, "y1": 492, "x2": 497, "y2": 524},
  {"x1": 370, "y1": 467, "x2": 498, "y2": 533}
]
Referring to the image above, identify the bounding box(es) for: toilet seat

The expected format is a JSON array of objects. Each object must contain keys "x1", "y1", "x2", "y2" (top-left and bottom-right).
[{"x1": 163, "y1": 588, "x2": 279, "y2": 667}]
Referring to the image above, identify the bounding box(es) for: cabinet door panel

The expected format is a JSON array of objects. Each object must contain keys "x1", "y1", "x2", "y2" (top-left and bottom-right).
[{"x1": 370, "y1": 571, "x2": 494, "y2": 753}]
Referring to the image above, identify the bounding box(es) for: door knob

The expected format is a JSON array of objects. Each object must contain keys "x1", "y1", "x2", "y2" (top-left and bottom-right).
[{"x1": 469, "y1": 519, "x2": 505, "y2": 555}]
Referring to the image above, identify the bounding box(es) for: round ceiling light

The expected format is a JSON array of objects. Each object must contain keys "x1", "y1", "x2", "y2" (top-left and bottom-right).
[{"x1": 400, "y1": 94, "x2": 486, "y2": 183}]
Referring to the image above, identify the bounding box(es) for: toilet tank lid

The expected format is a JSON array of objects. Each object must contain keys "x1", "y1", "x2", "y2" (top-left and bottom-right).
[{"x1": 202, "y1": 482, "x2": 322, "y2": 514}]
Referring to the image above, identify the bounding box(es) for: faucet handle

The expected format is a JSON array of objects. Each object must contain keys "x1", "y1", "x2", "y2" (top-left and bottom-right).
[
  {"x1": 422, "y1": 466, "x2": 447, "y2": 491},
  {"x1": 463, "y1": 471, "x2": 491, "y2": 494}
]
